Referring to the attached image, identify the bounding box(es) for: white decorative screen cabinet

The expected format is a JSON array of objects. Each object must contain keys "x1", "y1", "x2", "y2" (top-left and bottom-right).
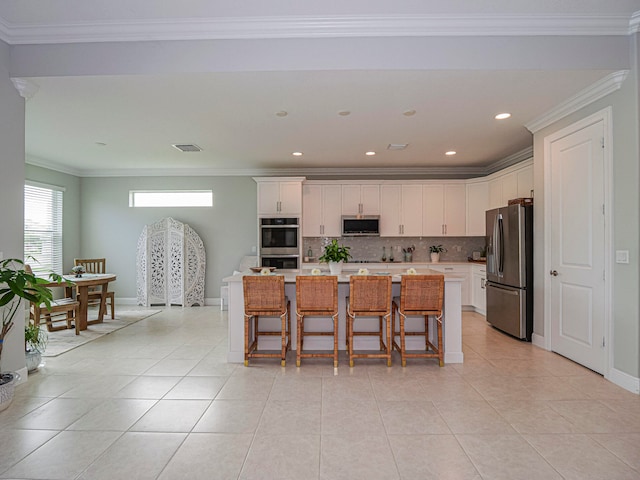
[
  {"x1": 136, "y1": 217, "x2": 206, "y2": 307},
  {"x1": 380, "y1": 184, "x2": 423, "y2": 236},
  {"x1": 341, "y1": 184, "x2": 380, "y2": 215},
  {"x1": 302, "y1": 184, "x2": 342, "y2": 237},
  {"x1": 254, "y1": 177, "x2": 304, "y2": 216},
  {"x1": 422, "y1": 184, "x2": 466, "y2": 236}
]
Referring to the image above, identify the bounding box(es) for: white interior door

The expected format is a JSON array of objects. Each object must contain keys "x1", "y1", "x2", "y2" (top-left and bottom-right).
[{"x1": 549, "y1": 120, "x2": 606, "y2": 373}]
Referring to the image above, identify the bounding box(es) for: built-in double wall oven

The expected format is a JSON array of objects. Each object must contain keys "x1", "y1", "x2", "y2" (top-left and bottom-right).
[{"x1": 259, "y1": 217, "x2": 300, "y2": 269}]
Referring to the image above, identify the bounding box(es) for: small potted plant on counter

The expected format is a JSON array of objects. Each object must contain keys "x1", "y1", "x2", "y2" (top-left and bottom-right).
[
  {"x1": 429, "y1": 245, "x2": 447, "y2": 263},
  {"x1": 319, "y1": 239, "x2": 352, "y2": 275}
]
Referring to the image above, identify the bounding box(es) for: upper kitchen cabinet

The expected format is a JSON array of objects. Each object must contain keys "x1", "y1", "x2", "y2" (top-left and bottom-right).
[
  {"x1": 487, "y1": 162, "x2": 533, "y2": 209},
  {"x1": 422, "y1": 184, "x2": 466, "y2": 236},
  {"x1": 302, "y1": 184, "x2": 342, "y2": 237},
  {"x1": 466, "y1": 181, "x2": 489, "y2": 236},
  {"x1": 254, "y1": 177, "x2": 305, "y2": 216},
  {"x1": 380, "y1": 184, "x2": 423, "y2": 237},
  {"x1": 517, "y1": 165, "x2": 534, "y2": 198},
  {"x1": 342, "y1": 184, "x2": 380, "y2": 215}
]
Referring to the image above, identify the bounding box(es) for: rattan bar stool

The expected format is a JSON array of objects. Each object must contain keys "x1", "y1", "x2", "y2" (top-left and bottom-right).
[
  {"x1": 346, "y1": 275, "x2": 393, "y2": 367},
  {"x1": 295, "y1": 275, "x2": 339, "y2": 367},
  {"x1": 392, "y1": 274, "x2": 445, "y2": 367},
  {"x1": 242, "y1": 275, "x2": 291, "y2": 367}
]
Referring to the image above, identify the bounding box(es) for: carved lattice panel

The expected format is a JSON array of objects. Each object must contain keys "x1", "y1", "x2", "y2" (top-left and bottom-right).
[{"x1": 136, "y1": 217, "x2": 205, "y2": 307}]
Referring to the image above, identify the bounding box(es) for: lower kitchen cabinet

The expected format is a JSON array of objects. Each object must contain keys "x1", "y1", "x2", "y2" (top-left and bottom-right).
[
  {"x1": 471, "y1": 264, "x2": 487, "y2": 315},
  {"x1": 429, "y1": 264, "x2": 471, "y2": 306}
]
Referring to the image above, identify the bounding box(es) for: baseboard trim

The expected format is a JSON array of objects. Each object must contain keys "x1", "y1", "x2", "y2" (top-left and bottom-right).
[
  {"x1": 607, "y1": 368, "x2": 640, "y2": 395},
  {"x1": 531, "y1": 333, "x2": 547, "y2": 350}
]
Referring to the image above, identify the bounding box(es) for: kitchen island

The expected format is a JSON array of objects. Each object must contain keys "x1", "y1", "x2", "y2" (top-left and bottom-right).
[{"x1": 223, "y1": 265, "x2": 464, "y2": 365}]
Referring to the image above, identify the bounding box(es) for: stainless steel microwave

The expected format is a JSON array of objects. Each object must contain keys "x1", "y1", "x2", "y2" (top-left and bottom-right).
[{"x1": 341, "y1": 215, "x2": 380, "y2": 236}]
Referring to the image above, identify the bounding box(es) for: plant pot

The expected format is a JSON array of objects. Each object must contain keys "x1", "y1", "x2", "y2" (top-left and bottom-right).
[
  {"x1": 430, "y1": 252, "x2": 440, "y2": 263},
  {"x1": 0, "y1": 372, "x2": 20, "y2": 412},
  {"x1": 404, "y1": 252, "x2": 413, "y2": 262},
  {"x1": 328, "y1": 261, "x2": 343, "y2": 275},
  {"x1": 25, "y1": 350, "x2": 42, "y2": 373}
]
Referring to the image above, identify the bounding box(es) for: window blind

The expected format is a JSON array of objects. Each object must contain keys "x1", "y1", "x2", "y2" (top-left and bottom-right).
[{"x1": 24, "y1": 183, "x2": 63, "y2": 275}]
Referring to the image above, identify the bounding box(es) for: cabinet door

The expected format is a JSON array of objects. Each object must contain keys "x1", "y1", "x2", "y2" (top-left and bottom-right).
[
  {"x1": 257, "y1": 182, "x2": 281, "y2": 215},
  {"x1": 322, "y1": 185, "x2": 343, "y2": 237},
  {"x1": 380, "y1": 185, "x2": 402, "y2": 236},
  {"x1": 466, "y1": 182, "x2": 488, "y2": 236},
  {"x1": 517, "y1": 165, "x2": 534, "y2": 198},
  {"x1": 278, "y1": 182, "x2": 302, "y2": 215},
  {"x1": 341, "y1": 185, "x2": 362, "y2": 215},
  {"x1": 302, "y1": 184, "x2": 323, "y2": 236},
  {"x1": 422, "y1": 185, "x2": 445, "y2": 236},
  {"x1": 501, "y1": 172, "x2": 518, "y2": 204},
  {"x1": 488, "y1": 178, "x2": 502, "y2": 209},
  {"x1": 361, "y1": 185, "x2": 380, "y2": 215},
  {"x1": 443, "y1": 184, "x2": 466, "y2": 236},
  {"x1": 401, "y1": 184, "x2": 423, "y2": 236}
]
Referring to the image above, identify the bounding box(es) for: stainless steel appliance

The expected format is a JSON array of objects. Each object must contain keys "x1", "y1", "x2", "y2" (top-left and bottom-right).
[
  {"x1": 485, "y1": 204, "x2": 533, "y2": 340},
  {"x1": 342, "y1": 215, "x2": 380, "y2": 237},
  {"x1": 259, "y1": 217, "x2": 300, "y2": 269}
]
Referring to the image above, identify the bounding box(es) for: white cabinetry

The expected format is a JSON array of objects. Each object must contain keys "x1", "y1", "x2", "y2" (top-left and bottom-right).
[
  {"x1": 342, "y1": 184, "x2": 380, "y2": 215},
  {"x1": 466, "y1": 182, "x2": 489, "y2": 236},
  {"x1": 380, "y1": 184, "x2": 422, "y2": 236},
  {"x1": 255, "y1": 177, "x2": 304, "y2": 216},
  {"x1": 422, "y1": 184, "x2": 466, "y2": 236},
  {"x1": 471, "y1": 264, "x2": 487, "y2": 315},
  {"x1": 487, "y1": 163, "x2": 533, "y2": 209},
  {"x1": 429, "y1": 264, "x2": 471, "y2": 306},
  {"x1": 302, "y1": 184, "x2": 342, "y2": 237},
  {"x1": 517, "y1": 165, "x2": 534, "y2": 198}
]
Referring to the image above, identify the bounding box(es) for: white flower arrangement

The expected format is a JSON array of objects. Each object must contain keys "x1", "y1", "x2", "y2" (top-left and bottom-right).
[
  {"x1": 357, "y1": 268, "x2": 369, "y2": 275},
  {"x1": 407, "y1": 268, "x2": 417, "y2": 275},
  {"x1": 311, "y1": 268, "x2": 322, "y2": 275},
  {"x1": 260, "y1": 267, "x2": 271, "y2": 276},
  {"x1": 71, "y1": 265, "x2": 85, "y2": 275}
]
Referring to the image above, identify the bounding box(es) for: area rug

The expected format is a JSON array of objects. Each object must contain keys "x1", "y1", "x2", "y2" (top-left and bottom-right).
[{"x1": 42, "y1": 309, "x2": 161, "y2": 357}]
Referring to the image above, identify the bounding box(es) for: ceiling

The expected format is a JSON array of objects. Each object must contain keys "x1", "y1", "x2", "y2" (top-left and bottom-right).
[{"x1": 2, "y1": 1, "x2": 638, "y2": 177}]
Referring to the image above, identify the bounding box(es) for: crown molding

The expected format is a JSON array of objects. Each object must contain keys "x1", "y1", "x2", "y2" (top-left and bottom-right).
[
  {"x1": 26, "y1": 148, "x2": 534, "y2": 180},
  {"x1": 525, "y1": 70, "x2": 628, "y2": 133},
  {"x1": 1, "y1": 14, "x2": 636, "y2": 45}
]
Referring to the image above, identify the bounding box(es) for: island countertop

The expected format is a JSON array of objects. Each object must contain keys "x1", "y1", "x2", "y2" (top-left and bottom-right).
[{"x1": 224, "y1": 268, "x2": 464, "y2": 365}]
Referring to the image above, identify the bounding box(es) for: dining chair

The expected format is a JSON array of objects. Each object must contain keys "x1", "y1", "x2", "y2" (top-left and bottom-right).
[
  {"x1": 26, "y1": 265, "x2": 81, "y2": 334},
  {"x1": 392, "y1": 274, "x2": 445, "y2": 366},
  {"x1": 295, "y1": 275, "x2": 339, "y2": 367},
  {"x1": 74, "y1": 258, "x2": 115, "y2": 319},
  {"x1": 242, "y1": 275, "x2": 291, "y2": 367},
  {"x1": 346, "y1": 275, "x2": 393, "y2": 367}
]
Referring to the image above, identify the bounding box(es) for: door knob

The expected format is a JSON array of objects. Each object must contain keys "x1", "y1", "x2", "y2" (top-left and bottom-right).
[{"x1": 550, "y1": 270, "x2": 558, "y2": 276}]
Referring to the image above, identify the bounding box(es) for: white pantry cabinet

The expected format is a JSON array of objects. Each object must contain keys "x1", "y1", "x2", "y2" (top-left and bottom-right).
[
  {"x1": 255, "y1": 177, "x2": 304, "y2": 216},
  {"x1": 302, "y1": 184, "x2": 342, "y2": 237},
  {"x1": 380, "y1": 184, "x2": 423, "y2": 236},
  {"x1": 342, "y1": 184, "x2": 380, "y2": 215},
  {"x1": 422, "y1": 184, "x2": 466, "y2": 236}
]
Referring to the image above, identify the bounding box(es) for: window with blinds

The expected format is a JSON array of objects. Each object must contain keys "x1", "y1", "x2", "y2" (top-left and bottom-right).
[{"x1": 24, "y1": 182, "x2": 64, "y2": 275}]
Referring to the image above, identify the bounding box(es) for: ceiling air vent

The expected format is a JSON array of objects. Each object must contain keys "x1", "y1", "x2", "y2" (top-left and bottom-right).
[
  {"x1": 172, "y1": 144, "x2": 202, "y2": 152},
  {"x1": 387, "y1": 143, "x2": 408, "y2": 151}
]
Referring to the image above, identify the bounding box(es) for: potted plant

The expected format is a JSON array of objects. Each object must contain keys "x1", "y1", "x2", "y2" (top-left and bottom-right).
[
  {"x1": 24, "y1": 323, "x2": 47, "y2": 373},
  {"x1": 429, "y1": 244, "x2": 447, "y2": 263},
  {"x1": 318, "y1": 239, "x2": 352, "y2": 274},
  {"x1": 0, "y1": 258, "x2": 62, "y2": 411}
]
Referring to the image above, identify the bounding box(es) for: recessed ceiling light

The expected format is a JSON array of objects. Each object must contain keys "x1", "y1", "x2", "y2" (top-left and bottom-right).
[
  {"x1": 172, "y1": 144, "x2": 202, "y2": 152},
  {"x1": 403, "y1": 109, "x2": 416, "y2": 116},
  {"x1": 292, "y1": 151, "x2": 303, "y2": 156},
  {"x1": 495, "y1": 113, "x2": 511, "y2": 120},
  {"x1": 387, "y1": 144, "x2": 408, "y2": 151},
  {"x1": 275, "y1": 111, "x2": 288, "y2": 117},
  {"x1": 365, "y1": 151, "x2": 376, "y2": 156},
  {"x1": 95, "y1": 142, "x2": 107, "y2": 146},
  {"x1": 445, "y1": 151, "x2": 457, "y2": 156},
  {"x1": 338, "y1": 110, "x2": 351, "y2": 116}
]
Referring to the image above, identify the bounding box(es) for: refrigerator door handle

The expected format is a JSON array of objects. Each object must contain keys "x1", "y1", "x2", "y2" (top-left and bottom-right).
[
  {"x1": 497, "y1": 214, "x2": 504, "y2": 275},
  {"x1": 487, "y1": 282, "x2": 519, "y2": 296}
]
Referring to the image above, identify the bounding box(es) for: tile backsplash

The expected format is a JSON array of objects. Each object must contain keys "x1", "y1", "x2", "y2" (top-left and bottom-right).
[{"x1": 303, "y1": 236, "x2": 486, "y2": 263}]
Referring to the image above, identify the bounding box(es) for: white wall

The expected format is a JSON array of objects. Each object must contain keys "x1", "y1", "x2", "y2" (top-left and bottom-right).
[
  {"x1": 532, "y1": 35, "x2": 640, "y2": 378},
  {"x1": 0, "y1": 40, "x2": 26, "y2": 372},
  {"x1": 78, "y1": 175, "x2": 257, "y2": 302}
]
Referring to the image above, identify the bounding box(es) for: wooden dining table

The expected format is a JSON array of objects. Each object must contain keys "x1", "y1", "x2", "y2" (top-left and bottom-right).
[{"x1": 61, "y1": 273, "x2": 117, "y2": 331}]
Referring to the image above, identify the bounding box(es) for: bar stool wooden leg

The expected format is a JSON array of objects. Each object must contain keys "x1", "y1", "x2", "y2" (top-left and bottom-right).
[
  {"x1": 385, "y1": 314, "x2": 392, "y2": 367},
  {"x1": 244, "y1": 315, "x2": 250, "y2": 367},
  {"x1": 400, "y1": 314, "x2": 407, "y2": 367},
  {"x1": 437, "y1": 317, "x2": 444, "y2": 367},
  {"x1": 280, "y1": 313, "x2": 287, "y2": 367}
]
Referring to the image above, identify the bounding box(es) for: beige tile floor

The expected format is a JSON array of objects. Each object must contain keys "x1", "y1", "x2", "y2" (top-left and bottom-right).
[{"x1": 1, "y1": 308, "x2": 639, "y2": 479}]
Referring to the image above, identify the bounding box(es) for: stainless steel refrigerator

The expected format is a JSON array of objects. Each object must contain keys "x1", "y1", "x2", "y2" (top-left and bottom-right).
[{"x1": 485, "y1": 204, "x2": 533, "y2": 340}]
